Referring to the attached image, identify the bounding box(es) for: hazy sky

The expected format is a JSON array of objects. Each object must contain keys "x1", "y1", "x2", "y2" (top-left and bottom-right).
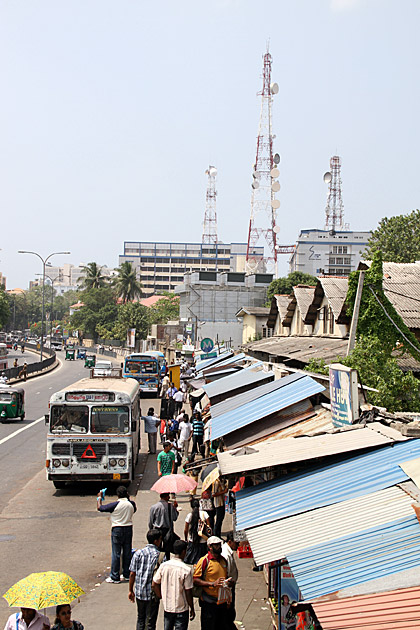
[{"x1": 1, "y1": 0, "x2": 419, "y2": 287}]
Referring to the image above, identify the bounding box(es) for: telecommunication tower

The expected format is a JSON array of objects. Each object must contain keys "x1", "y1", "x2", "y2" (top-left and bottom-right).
[
  {"x1": 323, "y1": 156, "x2": 347, "y2": 233},
  {"x1": 246, "y1": 50, "x2": 282, "y2": 275},
  {"x1": 202, "y1": 166, "x2": 218, "y2": 245}
]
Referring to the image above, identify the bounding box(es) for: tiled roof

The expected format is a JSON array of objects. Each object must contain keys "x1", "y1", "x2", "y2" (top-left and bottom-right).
[
  {"x1": 293, "y1": 285, "x2": 316, "y2": 320},
  {"x1": 318, "y1": 277, "x2": 349, "y2": 319}
]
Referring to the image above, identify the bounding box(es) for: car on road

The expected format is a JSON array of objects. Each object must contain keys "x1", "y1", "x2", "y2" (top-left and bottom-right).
[{"x1": 93, "y1": 360, "x2": 113, "y2": 377}]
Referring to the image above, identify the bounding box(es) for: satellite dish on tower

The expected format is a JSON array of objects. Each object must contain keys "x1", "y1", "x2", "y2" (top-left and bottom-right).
[
  {"x1": 252, "y1": 180, "x2": 260, "y2": 190},
  {"x1": 324, "y1": 171, "x2": 332, "y2": 184},
  {"x1": 271, "y1": 167, "x2": 279, "y2": 178},
  {"x1": 273, "y1": 154, "x2": 280, "y2": 164},
  {"x1": 273, "y1": 225, "x2": 281, "y2": 233},
  {"x1": 272, "y1": 181, "x2": 280, "y2": 192},
  {"x1": 271, "y1": 199, "x2": 280, "y2": 209},
  {"x1": 270, "y1": 83, "x2": 279, "y2": 95}
]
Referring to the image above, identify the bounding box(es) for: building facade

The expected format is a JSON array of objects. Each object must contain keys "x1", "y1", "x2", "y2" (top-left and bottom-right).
[
  {"x1": 30, "y1": 263, "x2": 114, "y2": 294},
  {"x1": 119, "y1": 241, "x2": 264, "y2": 296},
  {"x1": 289, "y1": 229, "x2": 371, "y2": 277},
  {"x1": 176, "y1": 271, "x2": 272, "y2": 348}
]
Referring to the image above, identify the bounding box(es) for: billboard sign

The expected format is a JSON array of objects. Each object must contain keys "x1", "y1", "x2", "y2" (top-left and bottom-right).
[
  {"x1": 200, "y1": 337, "x2": 214, "y2": 353},
  {"x1": 127, "y1": 328, "x2": 136, "y2": 348},
  {"x1": 329, "y1": 363, "x2": 359, "y2": 427}
]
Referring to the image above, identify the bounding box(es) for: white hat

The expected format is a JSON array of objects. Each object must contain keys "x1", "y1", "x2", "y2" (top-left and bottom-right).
[{"x1": 207, "y1": 536, "x2": 224, "y2": 546}]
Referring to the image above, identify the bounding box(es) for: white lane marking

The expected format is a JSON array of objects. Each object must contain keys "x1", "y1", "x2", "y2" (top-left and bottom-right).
[{"x1": 0, "y1": 416, "x2": 44, "y2": 446}]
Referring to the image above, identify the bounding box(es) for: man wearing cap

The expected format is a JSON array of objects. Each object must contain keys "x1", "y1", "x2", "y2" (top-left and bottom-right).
[{"x1": 193, "y1": 536, "x2": 232, "y2": 630}]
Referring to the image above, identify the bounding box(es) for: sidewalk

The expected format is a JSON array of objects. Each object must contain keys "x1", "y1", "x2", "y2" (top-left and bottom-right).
[{"x1": 73, "y1": 446, "x2": 272, "y2": 630}]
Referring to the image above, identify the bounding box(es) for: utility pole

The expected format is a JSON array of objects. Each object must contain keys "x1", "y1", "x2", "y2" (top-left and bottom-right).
[{"x1": 347, "y1": 270, "x2": 365, "y2": 356}]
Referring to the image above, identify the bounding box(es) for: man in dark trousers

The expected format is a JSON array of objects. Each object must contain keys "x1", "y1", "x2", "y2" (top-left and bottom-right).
[
  {"x1": 129, "y1": 529, "x2": 163, "y2": 630},
  {"x1": 97, "y1": 485, "x2": 137, "y2": 584},
  {"x1": 149, "y1": 493, "x2": 179, "y2": 559}
]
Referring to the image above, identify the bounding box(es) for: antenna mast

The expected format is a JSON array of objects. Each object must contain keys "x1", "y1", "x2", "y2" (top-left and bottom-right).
[
  {"x1": 246, "y1": 50, "x2": 280, "y2": 274},
  {"x1": 324, "y1": 156, "x2": 347, "y2": 232},
  {"x1": 202, "y1": 166, "x2": 218, "y2": 245}
]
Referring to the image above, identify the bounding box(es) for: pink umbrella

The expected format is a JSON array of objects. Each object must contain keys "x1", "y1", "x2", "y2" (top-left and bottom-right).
[{"x1": 150, "y1": 473, "x2": 198, "y2": 494}]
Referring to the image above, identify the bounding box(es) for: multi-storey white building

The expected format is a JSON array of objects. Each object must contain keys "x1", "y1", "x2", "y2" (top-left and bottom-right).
[
  {"x1": 289, "y1": 229, "x2": 371, "y2": 277},
  {"x1": 30, "y1": 263, "x2": 114, "y2": 294},
  {"x1": 119, "y1": 241, "x2": 264, "y2": 296}
]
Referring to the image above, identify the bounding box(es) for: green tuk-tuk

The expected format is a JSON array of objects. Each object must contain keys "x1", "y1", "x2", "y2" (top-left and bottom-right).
[
  {"x1": 0, "y1": 386, "x2": 25, "y2": 421},
  {"x1": 65, "y1": 348, "x2": 75, "y2": 361},
  {"x1": 84, "y1": 354, "x2": 96, "y2": 368},
  {"x1": 77, "y1": 348, "x2": 86, "y2": 360}
]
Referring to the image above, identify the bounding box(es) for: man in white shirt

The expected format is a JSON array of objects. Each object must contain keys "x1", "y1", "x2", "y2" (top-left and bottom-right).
[
  {"x1": 178, "y1": 414, "x2": 192, "y2": 459},
  {"x1": 152, "y1": 540, "x2": 195, "y2": 630},
  {"x1": 4, "y1": 608, "x2": 50, "y2": 630},
  {"x1": 173, "y1": 389, "x2": 185, "y2": 415}
]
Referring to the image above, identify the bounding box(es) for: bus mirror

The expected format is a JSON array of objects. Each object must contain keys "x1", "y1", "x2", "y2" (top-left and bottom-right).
[
  {"x1": 131, "y1": 420, "x2": 137, "y2": 432},
  {"x1": 121, "y1": 362, "x2": 123, "y2": 369},
  {"x1": 45, "y1": 414, "x2": 49, "y2": 425}
]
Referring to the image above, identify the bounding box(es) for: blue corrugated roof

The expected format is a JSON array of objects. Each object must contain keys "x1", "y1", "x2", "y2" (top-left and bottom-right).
[
  {"x1": 195, "y1": 351, "x2": 233, "y2": 372},
  {"x1": 203, "y1": 367, "x2": 274, "y2": 400},
  {"x1": 201, "y1": 352, "x2": 247, "y2": 373},
  {"x1": 288, "y1": 515, "x2": 420, "y2": 600},
  {"x1": 211, "y1": 373, "x2": 302, "y2": 418},
  {"x1": 235, "y1": 439, "x2": 420, "y2": 530},
  {"x1": 210, "y1": 374, "x2": 324, "y2": 441}
]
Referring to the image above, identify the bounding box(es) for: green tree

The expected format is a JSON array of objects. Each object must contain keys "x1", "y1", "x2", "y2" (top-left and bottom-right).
[
  {"x1": 364, "y1": 209, "x2": 420, "y2": 263},
  {"x1": 113, "y1": 261, "x2": 142, "y2": 304},
  {"x1": 0, "y1": 286, "x2": 10, "y2": 329},
  {"x1": 148, "y1": 293, "x2": 180, "y2": 324},
  {"x1": 267, "y1": 271, "x2": 318, "y2": 302},
  {"x1": 97, "y1": 302, "x2": 150, "y2": 342},
  {"x1": 70, "y1": 287, "x2": 117, "y2": 341},
  {"x1": 346, "y1": 251, "x2": 420, "y2": 361},
  {"x1": 79, "y1": 262, "x2": 109, "y2": 290}
]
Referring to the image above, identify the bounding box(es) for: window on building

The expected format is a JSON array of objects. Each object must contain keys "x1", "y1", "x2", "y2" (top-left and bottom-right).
[
  {"x1": 262, "y1": 327, "x2": 272, "y2": 338},
  {"x1": 344, "y1": 257, "x2": 351, "y2": 265},
  {"x1": 328, "y1": 307, "x2": 334, "y2": 334},
  {"x1": 342, "y1": 246, "x2": 348, "y2": 253},
  {"x1": 323, "y1": 306, "x2": 328, "y2": 334},
  {"x1": 329, "y1": 257, "x2": 335, "y2": 265},
  {"x1": 332, "y1": 246, "x2": 337, "y2": 254},
  {"x1": 336, "y1": 257, "x2": 343, "y2": 265}
]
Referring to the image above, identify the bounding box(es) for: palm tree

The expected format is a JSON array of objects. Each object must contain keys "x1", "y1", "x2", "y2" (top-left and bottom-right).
[
  {"x1": 114, "y1": 261, "x2": 142, "y2": 304},
  {"x1": 79, "y1": 262, "x2": 108, "y2": 290}
]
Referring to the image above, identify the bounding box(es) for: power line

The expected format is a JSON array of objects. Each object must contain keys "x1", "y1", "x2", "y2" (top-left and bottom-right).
[
  {"x1": 367, "y1": 286, "x2": 420, "y2": 356},
  {"x1": 383, "y1": 287, "x2": 420, "y2": 305}
]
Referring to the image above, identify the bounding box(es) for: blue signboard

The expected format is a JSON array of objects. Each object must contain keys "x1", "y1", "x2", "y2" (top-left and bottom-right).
[
  {"x1": 200, "y1": 351, "x2": 217, "y2": 359},
  {"x1": 329, "y1": 363, "x2": 359, "y2": 427},
  {"x1": 200, "y1": 338, "x2": 214, "y2": 353}
]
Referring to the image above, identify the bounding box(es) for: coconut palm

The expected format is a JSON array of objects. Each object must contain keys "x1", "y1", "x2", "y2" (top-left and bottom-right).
[
  {"x1": 114, "y1": 261, "x2": 142, "y2": 304},
  {"x1": 79, "y1": 262, "x2": 108, "y2": 290}
]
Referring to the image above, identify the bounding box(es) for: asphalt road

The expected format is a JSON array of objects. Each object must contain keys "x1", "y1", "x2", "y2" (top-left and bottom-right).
[{"x1": 0, "y1": 353, "x2": 160, "y2": 623}]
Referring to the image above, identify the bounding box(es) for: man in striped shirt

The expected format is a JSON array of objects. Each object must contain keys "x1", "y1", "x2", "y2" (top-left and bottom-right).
[
  {"x1": 129, "y1": 529, "x2": 163, "y2": 630},
  {"x1": 191, "y1": 411, "x2": 204, "y2": 456}
]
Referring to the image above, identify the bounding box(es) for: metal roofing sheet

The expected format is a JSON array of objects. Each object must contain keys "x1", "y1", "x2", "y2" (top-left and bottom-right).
[
  {"x1": 400, "y1": 456, "x2": 420, "y2": 488},
  {"x1": 195, "y1": 351, "x2": 233, "y2": 372},
  {"x1": 219, "y1": 426, "x2": 392, "y2": 479},
  {"x1": 319, "y1": 277, "x2": 349, "y2": 319},
  {"x1": 211, "y1": 374, "x2": 324, "y2": 440},
  {"x1": 288, "y1": 514, "x2": 420, "y2": 600},
  {"x1": 245, "y1": 486, "x2": 414, "y2": 566},
  {"x1": 293, "y1": 286, "x2": 316, "y2": 320},
  {"x1": 203, "y1": 366, "x2": 273, "y2": 401},
  {"x1": 201, "y1": 352, "x2": 247, "y2": 373},
  {"x1": 313, "y1": 585, "x2": 420, "y2": 630},
  {"x1": 234, "y1": 439, "x2": 420, "y2": 530},
  {"x1": 210, "y1": 374, "x2": 301, "y2": 418}
]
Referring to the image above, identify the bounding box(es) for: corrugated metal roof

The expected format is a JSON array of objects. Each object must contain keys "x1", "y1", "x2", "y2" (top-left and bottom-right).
[
  {"x1": 210, "y1": 374, "x2": 301, "y2": 418},
  {"x1": 267, "y1": 406, "x2": 334, "y2": 438},
  {"x1": 293, "y1": 286, "x2": 316, "y2": 320},
  {"x1": 245, "y1": 486, "x2": 414, "y2": 566},
  {"x1": 195, "y1": 350, "x2": 233, "y2": 372},
  {"x1": 219, "y1": 426, "x2": 393, "y2": 479},
  {"x1": 312, "y1": 585, "x2": 420, "y2": 630},
  {"x1": 287, "y1": 514, "x2": 420, "y2": 600},
  {"x1": 400, "y1": 456, "x2": 420, "y2": 488},
  {"x1": 201, "y1": 352, "x2": 247, "y2": 373},
  {"x1": 319, "y1": 277, "x2": 349, "y2": 319},
  {"x1": 202, "y1": 365, "x2": 271, "y2": 400},
  {"x1": 234, "y1": 439, "x2": 420, "y2": 530},
  {"x1": 211, "y1": 374, "x2": 324, "y2": 440},
  {"x1": 246, "y1": 336, "x2": 349, "y2": 364}
]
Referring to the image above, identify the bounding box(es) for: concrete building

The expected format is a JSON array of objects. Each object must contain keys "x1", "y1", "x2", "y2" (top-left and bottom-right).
[
  {"x1": 176, "y1": 271, "x2": 272, "y2": 349},
  {"x1": 236, "y1": 306, "x2": 271, "y2": 344},
  {"x1": 289, "y1": 229, "x2": 371, "y2": 277},
  {"x1": 119, "y1": 241, "x2": 264, "y2": 296},
  {"x1": 30, "y1": 263, "x2": 114, "y2": 294}
]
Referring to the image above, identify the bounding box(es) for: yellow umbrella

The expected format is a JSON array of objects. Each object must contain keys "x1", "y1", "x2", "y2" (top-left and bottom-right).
[
  {"x1": 3, "y1": 571, "x2": 84, "y2": 610},
  {"x1": 201, "y1": 465, "x2": 220, "y2": 492}
]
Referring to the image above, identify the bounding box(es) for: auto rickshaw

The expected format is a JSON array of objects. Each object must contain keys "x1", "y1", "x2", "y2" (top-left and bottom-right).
[
  {"x1": 84, "y1": 354, "x2": 96, "y2": 368},
  {"x1": 0, "y1": 385, "x2": 25, "y2": 421},
  {"x1": 77, "y1": 348, "x2": 86, "y2": 360},
  {"x1": 65, "y1": 348, "x2": 75, "y2": 360}
]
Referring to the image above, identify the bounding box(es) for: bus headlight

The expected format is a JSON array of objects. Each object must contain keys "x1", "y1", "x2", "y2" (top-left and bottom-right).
[
  {"x1": 53, "y1": 459, "x2": 61, "y2": 468},
  {"x1": 118, "y1": 458, "x2": 126, "y2": 467},
  {"x1": 109, "y1": 458, "x2": 117, "y2": 467},
  {"x1": 62, "y1": 459, "x2": 70, "y2": 467}
]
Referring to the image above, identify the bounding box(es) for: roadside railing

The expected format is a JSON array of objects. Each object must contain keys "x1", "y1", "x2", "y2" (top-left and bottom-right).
[{"x1": 3, "y1": 343, "x2": 56, "y2": 381}]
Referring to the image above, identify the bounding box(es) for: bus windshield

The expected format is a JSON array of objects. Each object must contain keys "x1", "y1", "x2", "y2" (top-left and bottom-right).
[
  {"x1": 125, "y1": 359, "x2": 158, "y2": 375},
  {"x1": 91, "y1": 406, "x2": 130, "y2": 434},
  {"x1": 51, "y1": 405, "x2": 89, "y2": 433}
]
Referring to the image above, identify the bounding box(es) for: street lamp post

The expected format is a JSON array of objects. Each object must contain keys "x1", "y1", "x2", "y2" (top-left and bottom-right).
[
  {"x1": 18, "y1": 251, "x2": 71, "y2": 360},
  {"x1": 36, "y1": 272, "x2": 71, "y2": 341}
]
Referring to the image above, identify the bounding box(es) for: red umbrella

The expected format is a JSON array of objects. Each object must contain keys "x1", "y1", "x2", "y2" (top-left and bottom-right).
[{"x1": 150, "y1": 473, "x2": 197, "y2": 494}]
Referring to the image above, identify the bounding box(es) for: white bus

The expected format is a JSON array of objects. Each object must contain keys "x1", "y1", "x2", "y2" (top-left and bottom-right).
[{"x1": 45, "y1": 373, "x2": 141, "y2": 489}]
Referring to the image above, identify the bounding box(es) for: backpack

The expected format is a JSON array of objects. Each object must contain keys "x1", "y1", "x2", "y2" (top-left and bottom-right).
[{"x1": 192, "y1": 555, "x2": 210, "y2": 599}]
